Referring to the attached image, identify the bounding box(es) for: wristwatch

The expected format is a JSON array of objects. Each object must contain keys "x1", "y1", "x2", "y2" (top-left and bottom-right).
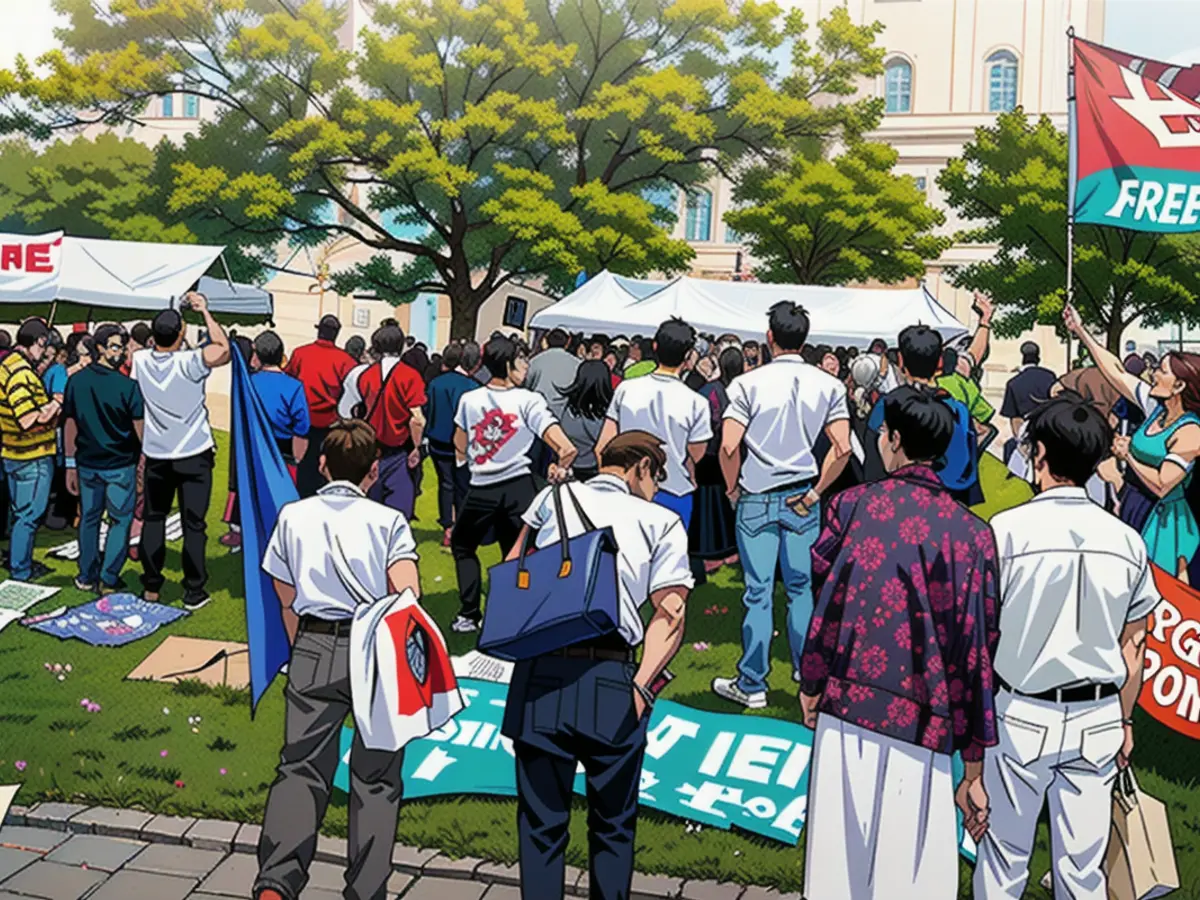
[{"x1": 633, "y1": 681, "x2": 655, "y2": 709}]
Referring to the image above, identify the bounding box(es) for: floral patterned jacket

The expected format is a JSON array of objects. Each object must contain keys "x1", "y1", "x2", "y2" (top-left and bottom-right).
[{"x1": 798, "y1": 464, "x2": 1001, "y2": 761}]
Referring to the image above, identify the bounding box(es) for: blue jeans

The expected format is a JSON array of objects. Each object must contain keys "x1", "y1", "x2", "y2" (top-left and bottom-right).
[
  {"x1": 78, "y1": 464, "x2": 137, "y2": 587},
  {"x1": 4, "y1": 456, "x2": 54, "y2": 580},
  {"x1": 734, "y1": 488, "x2": 821, "y2": 695},
  {"x1": 653, "y1": 490, "x2": 694, "y2": 528}
]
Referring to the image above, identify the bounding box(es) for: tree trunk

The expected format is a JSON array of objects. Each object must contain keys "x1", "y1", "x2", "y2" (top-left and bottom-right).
[
  {"x1": 449, "y1": 291, "x2": 483, "y2": 342},
  {"x1": 1106, "y1": 315, "x2": 1126, "y2": 355}
]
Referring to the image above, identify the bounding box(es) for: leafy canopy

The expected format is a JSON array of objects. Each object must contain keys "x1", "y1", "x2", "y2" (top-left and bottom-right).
[
  {"x1": 0, "y1": 0, "x2": 889, "y2": 337},
  {"x1": 939, "y1": 110, "x2": 1200, "y2": 351},
  {"x1": 726, "y1": 141, "x2": 949, "y2": 286}
]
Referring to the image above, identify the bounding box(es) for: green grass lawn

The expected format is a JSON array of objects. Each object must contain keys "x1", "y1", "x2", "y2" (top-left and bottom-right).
[{"x1": 0, "y1": 444, "x2": 1196, "y2": 897}]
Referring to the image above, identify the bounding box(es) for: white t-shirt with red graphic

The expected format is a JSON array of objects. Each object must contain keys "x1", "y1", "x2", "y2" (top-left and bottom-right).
[{"x1": 454, "y1": 386, "x2": 558, "y2": 487}]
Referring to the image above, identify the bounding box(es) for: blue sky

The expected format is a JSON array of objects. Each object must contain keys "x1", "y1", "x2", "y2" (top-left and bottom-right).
[{"x1": 1105, "y1": 0, "x2": 1200, "y2": 62}]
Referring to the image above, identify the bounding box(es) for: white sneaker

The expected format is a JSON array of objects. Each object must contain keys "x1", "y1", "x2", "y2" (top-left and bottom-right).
[
  {"x1": 451, "y1": 616, "x2": 480, "y2": 634},
  {"x1": 793, "y1": 668, "x2": 801, "y2": 684},
  {"x1": 712, "y1": 677, "x2": 767, "y2": 709}
]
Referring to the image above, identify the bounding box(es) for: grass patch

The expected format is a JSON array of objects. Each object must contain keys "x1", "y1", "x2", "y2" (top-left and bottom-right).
[{"x1": 0, "y1": 437, "x2": 1195, "y2": 896}]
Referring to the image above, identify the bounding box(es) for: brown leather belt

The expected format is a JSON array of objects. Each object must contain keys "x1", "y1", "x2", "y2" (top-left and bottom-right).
[{"x1": 298, "y1": 616, "x2": 352, "y2": 637}]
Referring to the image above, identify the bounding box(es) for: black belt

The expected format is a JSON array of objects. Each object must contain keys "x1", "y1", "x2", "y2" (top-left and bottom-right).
[
  {"x1": 298, "y1": 616, "x2": 352, "y2": 637},
  {"x1": 999, "y1": 679, "x2": 1119, "y2": 704},
  {"x1": 552, "y1": 636, "x2": 634, "y2": 662}
]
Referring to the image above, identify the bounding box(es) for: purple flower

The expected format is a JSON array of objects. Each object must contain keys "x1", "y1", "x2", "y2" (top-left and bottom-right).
[
  {"x1": 160, "y1": 750, "x2": 169, "y2": 758},
  {"x1": 14, "y1": 761, "x2": 26, "y2": 772}
]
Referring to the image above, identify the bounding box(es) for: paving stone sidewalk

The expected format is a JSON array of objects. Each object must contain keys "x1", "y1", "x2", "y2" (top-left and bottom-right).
[{"x1": 0, "y1": 804, "x2": 795, "y2": 900}]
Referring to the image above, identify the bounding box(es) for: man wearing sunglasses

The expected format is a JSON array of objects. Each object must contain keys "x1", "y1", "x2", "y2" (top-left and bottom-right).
[{"x1": 63, "y1": 324, "x2": 144, "y2": 594}]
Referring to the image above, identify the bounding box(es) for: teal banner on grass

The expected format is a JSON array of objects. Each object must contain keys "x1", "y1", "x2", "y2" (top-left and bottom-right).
[{"x1": 334, "y1": 678, "x2": 975, "y2": 857}]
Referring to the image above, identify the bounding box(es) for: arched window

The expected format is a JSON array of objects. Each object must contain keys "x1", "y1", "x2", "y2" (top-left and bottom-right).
[
  {"x1": 987, "y1": 51, "x2": 1019, "y2": 113},
  {"x1": 885, "y1": 59, "x2": 913, "y2": 114},
  {"x1": 642, "y1": 183, "x2": 680, "y2": 228},
  {"x1": 685, "y1": 189, "x2": 713, "y2": 242}
]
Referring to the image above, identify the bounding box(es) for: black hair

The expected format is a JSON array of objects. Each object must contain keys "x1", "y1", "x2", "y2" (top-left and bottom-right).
[
  {"x1": 344, "y1": 335, "x2": 365, "y2": 361},
  {"x1": 767, "y1": 301, "x2": 810, "y2": 351},
  {"x1": 1024, "y1": 392, "x2": 1113, "y2": 486},
  {"x1": 897, "y1": 325, "x2": 944, "y2": 380},
  {"x1": 93, "y1": 324, "x2": 126, "y2": 352},
  {"x1": 941, "y1": 347, "x2": 958, "y2": 376},
  {"x1": 484, "y1": 334, "x2": 527, "y2": 380},
  {"x1": 869, "y1": 338, "x2": 888, "y2": 354},
  {"x1": 254, "y1": 331, "x2": 285, "y2": 367},
  {"x1": 881, "y1": 386, "x2": 955, "y2": 463},
  {"x1": 16, "y1": 319, "x2": 50, "y2": 349},
  {"x1": 232, "y1": 334, "x2": 254, "y2": 366},
  {"x1": 130, "y1": 323, "x2": 151, "y2": 347},
  {"x1": 718, "y1": 346, "x2": 745, "y2": 386},
  {"x1": 654, "y1": 317, "x2": 696, "y2": 368},
  {"x1": 370, "y1": 324, "x2": 405, "y2": 357},
  {"x1": 66, "y1": 333, "x2": 96, "y2": 366},
  {"x1": 560, "y1": 360, "x2": 614, "y2": 420},
  {"x1": 588, "y1": 333, "x2": 610, "y2": 350},
  {"x1": 460, "y1": 341, "x2": 482, "y2": 372},
  {"x1": 441, "y1": 342, "x2": 463, "y2": 370},
  {"x1": 1021, "y1": 341, "x2": 1041, "y2": 365},
  {"x1": 636, "y1": 336, "x2": 656, "y2": 363},
  {"x1": 546, "y1": 329, "x2": 570, "y2": 349},
  {"x1": 151, "y1": 309, "x2": 184, "y2": 349}
]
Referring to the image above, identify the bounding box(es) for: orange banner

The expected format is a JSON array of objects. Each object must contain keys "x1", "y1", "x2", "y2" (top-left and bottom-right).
[{"x1": 1141, "y1": 567, "x2": 1200, "y2": 740}]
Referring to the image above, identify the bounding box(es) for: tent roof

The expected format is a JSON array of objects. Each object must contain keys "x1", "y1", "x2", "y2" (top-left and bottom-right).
[
  {"x1": 196, "y1": 275, "x2": 273, "y2": 318},
  {"x1": 54, "y1": 238, "x2": 224, "y2": 310},
  {"x1": 529, "y1": 273, "x2": 967, "y2": 347}
]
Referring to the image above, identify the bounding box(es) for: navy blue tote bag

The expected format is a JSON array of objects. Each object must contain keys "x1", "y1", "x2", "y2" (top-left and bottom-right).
[{"x1": 478, "y1": 482, "x2": 621, "y2": 661}]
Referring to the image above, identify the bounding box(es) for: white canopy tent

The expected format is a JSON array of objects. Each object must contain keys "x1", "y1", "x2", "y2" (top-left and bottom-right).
[
  {"x1": 529, "y1": 273, "x2": 967, "y2": 348},
  {"x1": 0, "y1": 232, "x2": 273, "y2": 319}
]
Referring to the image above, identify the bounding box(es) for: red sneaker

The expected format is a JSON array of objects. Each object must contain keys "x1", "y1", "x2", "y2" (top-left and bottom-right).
[
  {"x1": 442, "y1": 529, "x2": 452, "y2": 548},
  {"x1": 256, "y1": 891, "x2": 284, "y2": 900},
  {"x1": 219, "y1": 531, "x2": 242, "y2": 548}
]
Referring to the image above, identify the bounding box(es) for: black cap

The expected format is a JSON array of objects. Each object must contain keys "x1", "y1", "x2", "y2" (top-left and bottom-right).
[{"x1": 316, "y1": 314, "x2": 341, "y2": 332}]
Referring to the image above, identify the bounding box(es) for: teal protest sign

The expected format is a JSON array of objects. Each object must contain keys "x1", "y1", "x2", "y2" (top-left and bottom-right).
[{"x1": 334, "y1": 678, "x2": 975, "y2": 857}]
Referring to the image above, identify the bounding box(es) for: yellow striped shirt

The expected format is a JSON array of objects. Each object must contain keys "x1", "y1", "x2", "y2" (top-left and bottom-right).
[{"x1": 0, "y1": 353, "x2": 57, "y2": 462}]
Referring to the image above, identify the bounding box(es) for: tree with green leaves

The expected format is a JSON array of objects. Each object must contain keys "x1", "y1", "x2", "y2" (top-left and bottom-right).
[
  {"x1": 726, "y1": 141, "x2": 949, "y2": 285},
  {"x1": 0, "y1": 0, "x2": 888, "y2": 338},
  {"x1": 939, "y1": 109, "x2": 1200, "y2": 353}
]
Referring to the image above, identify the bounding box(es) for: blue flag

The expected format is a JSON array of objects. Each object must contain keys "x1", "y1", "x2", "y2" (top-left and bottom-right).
[
  {"x1": 574, "y1": 270, "x2": 587, "y2": 288},
  {"x1": 230, "y1": 350, "x2": 297, "y2": 710}
]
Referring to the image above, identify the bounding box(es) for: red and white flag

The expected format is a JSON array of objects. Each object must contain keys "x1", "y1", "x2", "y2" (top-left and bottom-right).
[{"x1": 350, "y1": 590, "x2": 464, "y2": 751}]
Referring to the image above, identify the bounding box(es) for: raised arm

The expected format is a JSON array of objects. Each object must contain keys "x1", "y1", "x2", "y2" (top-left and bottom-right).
[
  {"x1": 186, "y1": 293, "x2": 231, "y2": 369},
  {"x1": 1063, "y1": 304, "x2": 1142, "y2": 404},
  {"x1": 965, "y1": 293, "x2": 994, "y2": 370}
]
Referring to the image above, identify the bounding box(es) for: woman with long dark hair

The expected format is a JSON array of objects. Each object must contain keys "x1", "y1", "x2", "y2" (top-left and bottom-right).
[
  {"x1": 691, "y1": 347, "x2": 744, "y2": 576},
  {"x1": 557, "y1": 360, "x2": 613, "y2": 481},
  {"x1": 1065, "y1": 305, "x2": 1200, "y2": 582}
]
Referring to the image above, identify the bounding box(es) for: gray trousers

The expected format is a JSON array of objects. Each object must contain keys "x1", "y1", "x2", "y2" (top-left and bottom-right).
[{"x1": 255, "y1": 627, "x2": 404, "y2": 900}]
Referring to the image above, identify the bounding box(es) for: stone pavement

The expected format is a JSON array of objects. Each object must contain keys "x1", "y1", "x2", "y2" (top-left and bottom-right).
[{"x1": 0, "y1": 804, "x2": 795, "y2": 900}]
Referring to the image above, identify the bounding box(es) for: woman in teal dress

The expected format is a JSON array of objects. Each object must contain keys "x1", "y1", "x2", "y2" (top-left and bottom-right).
[{"x1": 1066, "y1": 304, "x2": 1200, "y2": 581}]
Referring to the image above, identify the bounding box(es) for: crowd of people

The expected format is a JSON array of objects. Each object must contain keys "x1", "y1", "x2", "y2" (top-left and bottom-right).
[{"x1": 0, "y1": 287, "x2": 1177, "y2": 900}]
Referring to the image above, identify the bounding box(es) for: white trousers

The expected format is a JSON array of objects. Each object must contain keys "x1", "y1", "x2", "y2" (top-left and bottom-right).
[
  {"x1": 804, "y1": 716, "x2": 958, "y2": 900},
  {"x1": 974, "y1": 689, "x2": 1124, "y2": 900}
]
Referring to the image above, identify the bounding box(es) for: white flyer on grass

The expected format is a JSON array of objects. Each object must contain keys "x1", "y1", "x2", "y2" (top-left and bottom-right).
[
  {"x1": 0, "y1": 580, "x2": 60, "y2": 613},
  {"x1": 0, "y1": 784, "x2": 20, "y2": 826}
]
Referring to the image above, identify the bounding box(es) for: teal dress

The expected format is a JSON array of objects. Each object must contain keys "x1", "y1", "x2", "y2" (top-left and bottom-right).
[{"x1": 1130, "y1": 409, "x2": 1200, "y2": 571}]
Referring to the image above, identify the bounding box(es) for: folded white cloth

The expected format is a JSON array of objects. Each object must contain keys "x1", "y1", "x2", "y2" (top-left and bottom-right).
[{"x1": 350, "y1": 590, "x2": 464, "y2": 751}]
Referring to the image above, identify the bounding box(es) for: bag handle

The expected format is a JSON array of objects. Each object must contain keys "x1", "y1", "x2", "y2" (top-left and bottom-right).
[
  {"x1": 360, "y1": 359, "x2": 403, "y2": 422},
  {"x1": 515, "y1": 483, "x2": 594, "y2": 589},
  {"x1": 1114, "y1": 767, "x2": 1139, "y2": 813}
]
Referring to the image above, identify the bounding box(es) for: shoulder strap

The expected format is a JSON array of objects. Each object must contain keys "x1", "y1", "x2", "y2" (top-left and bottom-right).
[{"x1": 363, "y1": 360, "x2": 403, "y2": 421}]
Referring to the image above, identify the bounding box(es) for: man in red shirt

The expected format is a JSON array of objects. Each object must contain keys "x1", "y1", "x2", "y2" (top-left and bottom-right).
[
  {"x1": 352, "y1": 324, "x2": 426, "y2": 518},
  {"x1": 286, "y1": 315, "x2": 357, "y2": 497}
]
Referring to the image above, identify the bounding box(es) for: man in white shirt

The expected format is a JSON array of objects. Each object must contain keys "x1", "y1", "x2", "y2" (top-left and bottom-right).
[
  {"x1": 971, "y1": 393, "x2": 1158, "y2": 900},
  {"x1": 502, "y1": 431, "x2": 692, "y2": 900},
  {"x1": 712, "y1": 301, "x2": 853, "y2": 709},
  {"x1": 595, "y1": 317, "x2": 711, "y2": 528},
  {"x1": 450, "y1": 335, "x2": 577, "y2": 633},
  {"x1": 254, "y1": 419, "x2": 421, "y2": 900},
  {"x1": 130, "y1": 293, "x2": 230, "y2": 610}
]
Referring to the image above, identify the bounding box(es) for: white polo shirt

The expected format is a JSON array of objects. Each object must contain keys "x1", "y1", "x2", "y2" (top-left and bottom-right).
[
  {"x1": 455, "y1": 385, "x2": 557, "y2": 486},
  {"x1": 522, "y1": 475, "x2": 694, "y2": 646},
  {"x1": 723, "y1": 354, "x2": 849, "y2": 494},
  {"x1": 990, "y1": 487, "x2": 1161, "y2": 694},
  {"x1": 605, "y1": 373, "x2": 711, "y2": 497},
  {"x1": 131, "y1": 348, "x2": 214, "y2": 460},
  {"x1": 262, "y1": 481, "x2": 419, "y2": 621}
]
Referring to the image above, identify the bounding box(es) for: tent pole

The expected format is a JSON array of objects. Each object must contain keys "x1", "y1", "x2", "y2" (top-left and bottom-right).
[{"x1": 47, "y1": 301, "x2": 58, "y2": 328}]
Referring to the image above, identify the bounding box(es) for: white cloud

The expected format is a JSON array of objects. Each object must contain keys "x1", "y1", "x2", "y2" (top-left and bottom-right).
[{"x1": 0, "y1": 5, "x2": 67, "y2": 70}]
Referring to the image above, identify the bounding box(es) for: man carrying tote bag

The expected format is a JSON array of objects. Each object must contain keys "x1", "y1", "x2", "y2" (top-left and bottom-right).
[{"x1": 498, "y1": 431, "x2": 694, "y2": 900}]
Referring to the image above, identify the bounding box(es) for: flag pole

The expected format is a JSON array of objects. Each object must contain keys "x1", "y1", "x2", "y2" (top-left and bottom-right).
[{"x1": 1066, "y1": 26, "x2": 1077, "y2": 370}]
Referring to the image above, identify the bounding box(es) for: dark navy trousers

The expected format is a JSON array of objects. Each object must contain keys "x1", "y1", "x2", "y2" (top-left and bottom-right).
[{"x1": 501, "y1": 655, "x2": 649, "y2": 900}]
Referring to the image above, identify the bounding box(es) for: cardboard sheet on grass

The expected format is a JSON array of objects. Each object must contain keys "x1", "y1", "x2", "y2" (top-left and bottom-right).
[
  {"x1": 28, "y1": 594, "x2": 186, "y2": 647},
  {"x1": 331, "y1": 654, "x2": 976, "y2": 857},
  {"x1": 126, "y1": 636, "x2": 249, "y2": 690}
]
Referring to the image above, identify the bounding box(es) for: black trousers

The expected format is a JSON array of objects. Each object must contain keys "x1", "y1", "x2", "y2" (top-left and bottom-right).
[
  {"x1": 502, "y1": 655, "x2": 648, "y2": 900},
  {"x1": 46, "y1": 461, "x2": 78, "y2": 529},
  {"x1": 141, "y1": 449, "x2": 214, "y2": 602},
  {"x1": 430, "y1": 453, "x2": 470, "y2": 529},
  {"x1": 451, "y1": 474, "x2": 537, "y2": 621},
  {"x1": 296, "y1": 426, "x2": 328, "y2": 499}
]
